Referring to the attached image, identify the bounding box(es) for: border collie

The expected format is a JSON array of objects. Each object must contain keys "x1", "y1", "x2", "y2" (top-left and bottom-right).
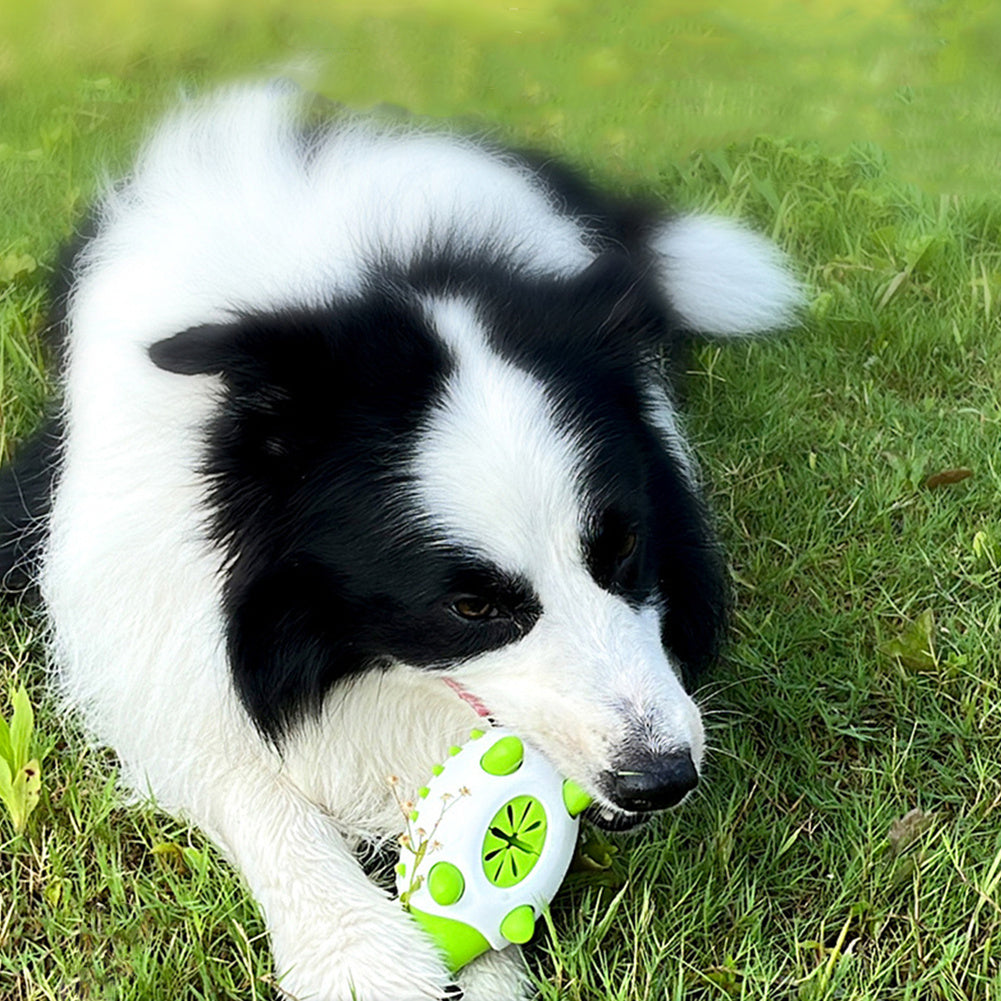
[{"x1": 0, "y1": 84, "x2": 798, "y2": 1000}]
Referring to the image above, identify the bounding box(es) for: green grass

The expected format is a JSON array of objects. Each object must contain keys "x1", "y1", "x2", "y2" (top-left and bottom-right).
[{"x1": 2, "y1": 3, "x2": 1000, "y2": 999}]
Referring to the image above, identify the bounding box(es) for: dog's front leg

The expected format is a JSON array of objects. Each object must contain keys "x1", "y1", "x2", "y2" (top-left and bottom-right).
[
  {"x1": 457, "y1": 946, "x2": 532, "y2": 1001},
  {"x1": 205, "y1": 771, "x2": 454, "y2": 1001}
]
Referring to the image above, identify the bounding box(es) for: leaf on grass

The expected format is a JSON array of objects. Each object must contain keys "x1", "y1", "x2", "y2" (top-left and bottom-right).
[
  {"x1": 0, "y1": 713, "x2": 12, "y2": 768},
  {"x1": 923, "y1": 467, "x2": 973, "y2": 490},
  {"x1": 17, "y1": 759, "x2": 41, "y2": 833},
  {"x1": 151, "y1": 841, "x2": 189, "y2": 874},
  {"x1": 972, "y1": 530, "x2": 1001, "y2": 567},
  {"x1": 0, "y1": 687, "x2": 44, "y2": 835},
  {"x1": 877, "y1": 270, "x2": 908, "y2": 309},
  {"x1": 905, "y1": 234, "x2": 944, "y2": 275},
  {"x1": 0, "y1": 756, "x2": 13, "y2": 815},
  {"x1": 10, "y1": 686, "x2": 34, "y2": 768},
  {"x1": 182, "y1": 844, "x2": 210, "y2": 877},
  {"x1": 572, "y1": 832, "x2": 618, "y2": 872},
  {"x1": 888, "y1": 808, "x2": 934, "y2": 855},
  {"x1": 0, "y1": 757, "x2": 41, "y2": 835},
  {"x1": 44, "y1": 874, "x2": 66, "y2": 908},
  {"x1": 0, "y1": 252, "x2": 37, "y2": 284},
  {"x1": 569, "y1": 831, "x2": 626, "y2": 890},
  {"x1": 879, "y1": 609, "x2": 937, "y2": 670}
]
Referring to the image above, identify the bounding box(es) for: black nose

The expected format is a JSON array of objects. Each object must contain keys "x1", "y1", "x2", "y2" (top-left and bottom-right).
[{"x1": 605, "y1": 751, "x2": 699, "y2": 812}]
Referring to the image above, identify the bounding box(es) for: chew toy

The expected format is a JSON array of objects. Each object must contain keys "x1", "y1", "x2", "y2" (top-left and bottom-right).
[{"x1": 396, "y1": 725, "x2": 592, "y2": 972}]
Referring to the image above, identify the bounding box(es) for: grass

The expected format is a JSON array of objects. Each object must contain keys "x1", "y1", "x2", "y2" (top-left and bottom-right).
[{"x1": 1, "y1": 3, "x2": 1000, "y2": 999}]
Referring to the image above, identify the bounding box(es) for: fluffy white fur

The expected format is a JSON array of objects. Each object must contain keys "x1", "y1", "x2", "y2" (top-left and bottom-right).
[
  {"x1": 34, "y1": 85, "x2": 799, "y2": 999},
  {"x1": 653, "y1": 214, "x2": 802, "y2": 335}
]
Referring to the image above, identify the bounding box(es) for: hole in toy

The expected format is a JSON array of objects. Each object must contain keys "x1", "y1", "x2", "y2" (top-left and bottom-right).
[{"x1": 481, "y1": 795, "x2": 548, "y2": 888}]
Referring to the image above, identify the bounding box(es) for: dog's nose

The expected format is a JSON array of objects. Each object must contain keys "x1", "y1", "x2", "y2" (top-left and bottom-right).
[{"x1": 606, "y1": 751, "x2": 699, "y2": 811}]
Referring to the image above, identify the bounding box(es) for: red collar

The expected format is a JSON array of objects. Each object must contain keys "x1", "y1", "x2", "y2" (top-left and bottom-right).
[{"x1": 442, "y1": 677, "x2": 492, "y2": 719}]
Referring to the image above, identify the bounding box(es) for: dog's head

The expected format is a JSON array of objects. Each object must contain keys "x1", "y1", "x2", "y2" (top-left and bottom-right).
[{"x1": 151, "y1": 214, "x2": 797, "y2": 829}]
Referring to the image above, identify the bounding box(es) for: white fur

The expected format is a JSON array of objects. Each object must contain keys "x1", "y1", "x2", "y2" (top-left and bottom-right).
[
  {"x1": 37, "y1": 85, "x2": 795, "y2": 999},
  {"x1": 653, "y1": 214, "x2": 802, "y2": 335},
  {"x1": 414, "y1": 297, "x2": 589, "y2": 579}
]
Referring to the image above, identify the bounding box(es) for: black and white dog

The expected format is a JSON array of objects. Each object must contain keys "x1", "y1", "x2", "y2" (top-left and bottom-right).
[{"x1": 0, "y1": 85, "x2": 798, "y2": 1000}]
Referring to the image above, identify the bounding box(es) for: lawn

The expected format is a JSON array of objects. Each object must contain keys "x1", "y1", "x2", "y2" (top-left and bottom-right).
[{"x1": 1, "y1": 2, "x2": 999, "y2": 999}]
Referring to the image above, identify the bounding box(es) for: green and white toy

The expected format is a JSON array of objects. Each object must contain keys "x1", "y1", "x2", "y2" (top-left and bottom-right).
[{"x1": 397, "y1": 725, "x2": 593, "y2": 972}]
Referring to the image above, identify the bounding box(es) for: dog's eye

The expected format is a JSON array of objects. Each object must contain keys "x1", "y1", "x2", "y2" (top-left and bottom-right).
[
  {"x1": 452, "y1": 596, "x2": 499, "y2": 621},
  {"x1": 617, "y1": 531, "x2": 638, "y2": 561}
]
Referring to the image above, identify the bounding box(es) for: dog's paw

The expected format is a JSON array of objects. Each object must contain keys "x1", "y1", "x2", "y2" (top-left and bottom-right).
[
  {"x1": 271, "y1": 904, "x2": 453, "y2": 1001},
  {"x1": 457, "y1": 946, "x2": 531, "y2": 1001}
]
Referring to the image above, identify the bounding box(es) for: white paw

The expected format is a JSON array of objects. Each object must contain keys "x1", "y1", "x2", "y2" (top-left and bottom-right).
[
  {"x1": 458, "y1": 946, "x2": 531, "y2": 1001},
  {"x1": 271, "y1": 904, "x2": 453, "y2": 1001}
]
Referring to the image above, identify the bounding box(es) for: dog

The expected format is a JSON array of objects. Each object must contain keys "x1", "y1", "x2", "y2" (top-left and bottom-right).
[{"x1": 0, "y1": 83, "x2": 798, "y2": 1000}]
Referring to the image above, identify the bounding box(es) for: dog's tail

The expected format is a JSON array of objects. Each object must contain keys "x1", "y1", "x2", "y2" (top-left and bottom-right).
[
  {"x1": 0, "y1": 421, "x2": 61, "y2": 596},
  {"x1": 651, "y1": 214, "x2": 803, "y2": 336}
]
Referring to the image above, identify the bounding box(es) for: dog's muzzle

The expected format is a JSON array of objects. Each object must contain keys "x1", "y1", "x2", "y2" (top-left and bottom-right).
[{"x1": 442, "y1": 679, "x2": 698, "y2": 829}]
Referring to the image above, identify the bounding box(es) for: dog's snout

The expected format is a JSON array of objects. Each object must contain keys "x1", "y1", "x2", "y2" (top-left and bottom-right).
[{"x1": 606, "y1": 751, "x2": 699, "y2": 812}]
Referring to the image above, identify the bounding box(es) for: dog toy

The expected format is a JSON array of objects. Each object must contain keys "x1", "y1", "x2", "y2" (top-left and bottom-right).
[{"x1": 396, "y1": 725, "x2": 592, "y2": 972}]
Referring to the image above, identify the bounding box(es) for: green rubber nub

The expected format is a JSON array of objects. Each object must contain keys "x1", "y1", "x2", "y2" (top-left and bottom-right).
[
  {"x1": 480, "y1": 735, "x2": 524, "y2": 776},
  {"x1": 482, "y1": 795, "x2": 547, "y2": 887},
  {"x1": 409, "y1": 907, "x2": 492, "y2": 973},
  {"x1": 500, "y1": 904, "x2": 536, "y2": 944},
  {"x1": 427, "y1": 861, "x2": 465, "y2": 906},
  {"x1": 562, "y1": 778, "x2": 593, "y2": 817}
]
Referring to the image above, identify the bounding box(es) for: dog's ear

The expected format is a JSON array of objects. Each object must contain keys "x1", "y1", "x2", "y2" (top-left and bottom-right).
[
  {"x1": 150, "y1": 317, "x2": 333, "y2": 475},
  {"x1": 149, "y1": 319, "x2": 293, "y2": 385},
  {"x1": 226, "y1": 560, "x2": 364, "y2": 743},
  {"x1": 649, "y1": 215, "x2": 803, "y2": 336},
  {"x1": 149, "y1": 323, "x2": 244, "y2": 376}
]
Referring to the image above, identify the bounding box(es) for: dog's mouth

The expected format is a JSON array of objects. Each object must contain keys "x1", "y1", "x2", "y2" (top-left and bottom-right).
[
  {"x1": 584, "y1": 802, "x2": 650, "y2": 833},
  {"x1": 440, "y1": 679, "x2": 669, "y2": 835}
]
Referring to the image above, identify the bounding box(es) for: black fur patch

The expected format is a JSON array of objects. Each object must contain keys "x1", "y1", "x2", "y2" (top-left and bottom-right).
[
  {"x1": 151, "y1": 296, "x2": 545, "y2": 740},
  {"x1": 0, "y1": 421, "x2": 62, "y2": 595}
]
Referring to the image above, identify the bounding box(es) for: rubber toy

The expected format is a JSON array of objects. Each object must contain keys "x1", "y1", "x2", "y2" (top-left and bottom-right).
[{"x1": 396, "y1": 725, "x2": 592, "y2": 972}]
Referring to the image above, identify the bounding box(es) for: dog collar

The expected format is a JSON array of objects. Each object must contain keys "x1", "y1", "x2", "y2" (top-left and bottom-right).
[{"x1": 442, "y1": 677, "x2": 492, "y2": 719}]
